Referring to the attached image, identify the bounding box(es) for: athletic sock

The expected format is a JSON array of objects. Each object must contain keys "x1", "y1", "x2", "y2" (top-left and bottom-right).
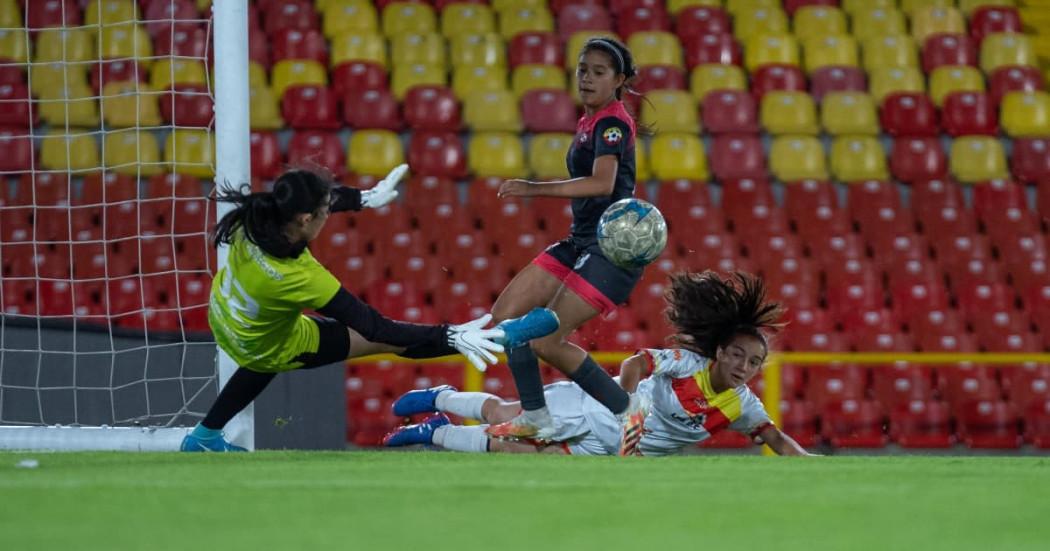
[
  {"x1": 190, "y1": 423, "x2": 222, "y2": 439},
  {"x1": 201, "y1": 368, "x2": 277, "y2": 430},
  {"x1": 435, "y1": 390, "x2": 494, "y2": 421},
  {"x1": 507, "y1": 344, "x2": 546, "y2": 411},
  {"x1": 569, "y1": 355, "x2": 630, "y2": 415},
  {"x1": 432, "y1": 425, "x2": 490, "y2": 453}
]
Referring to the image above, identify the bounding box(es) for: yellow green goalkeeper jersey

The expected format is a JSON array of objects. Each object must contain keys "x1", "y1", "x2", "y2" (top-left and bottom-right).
[{"x1": 208, "y1": 232, "x2": 341, "y2": 372}]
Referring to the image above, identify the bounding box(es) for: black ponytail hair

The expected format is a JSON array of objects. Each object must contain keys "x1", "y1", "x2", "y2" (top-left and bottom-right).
[
  {"x1": 665, "y1": 271, "x2": 786, "y2": 358},
  {"x1": 579, "y1": 37, "x2": 653, "y2": 135},
  {"x1": 212, "y1": 169, "x2": 332, "y2": 258}
]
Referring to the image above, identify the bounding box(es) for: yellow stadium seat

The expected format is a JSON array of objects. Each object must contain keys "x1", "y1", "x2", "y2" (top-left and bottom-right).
[
  {"x1": 150, "y1": 59, "x2": 208, "y2": 90},
  {"x1": 453, "y1": 65, "x2": 508, "y2": 99},
  {"x1": 248, "y1": 86, "x2": 284, "y2": 130},
  {"x1": 821, "y1": 92, "x2": 879, "y2": 135},
  {"x1": 803, "y1": 35, "x2": 858, "y2": 75},
  {"x1": 959, "y1": 0, "x2": 1016, "y2": 16},
  {"x1": 642, "y1": 90, "x2": 700, "y2": 134},
  {"x1": 349, "y1": 130, "x2": 404, "y2": 176},
  {"x1": 464, "y1": 90, "x2": 521, "y2": 131},
  {"x1": 392, "y1": 63, "x2": 447, "y2": 100},
  {"x1": 0, "y1": 29, "x2": 29, "y2": 63},
  {"x1": 101, "y1": 82, "x2": 163, "y2": 128},
  {"x1": 468, "y1": 132, "x2": 526, "y2": 178},
  {"x1": 861, "y1": 35, "x2": 919, "y2": 73},
  {"x1": 30, "y1": 63, "x2": 90, "y2": 98},
  {"x1": 628, "y1": 32, "x2": 684, "y2": 69},
  {"x1": 38, "y1": 85, "x2": 101, "y2": 127},
  {"x1": 668, "y1": 0, "x2": 722, "y2": 16},
  {"x1": 0, "y1": 0, "x2": 19, "y2": 28},
  {"x1": 84, "y1": 0, "x2": 139, "y2": 29},
  {"x1": 382, "y1": 2, "x2": 438, "y2": 37},
  {"x1": 950, "y1": 136, "x2": 1008, "y2": 182},
  {"x1": 900, "y1": 0, "x2": 955, "y2": 16},
  {"x1": 450, "y1": 33, "x2": 506, "y2": 68},
  {"x1": 842, "y1": 0, "x2": 896, "y2": 15},
  {"x1": 35, "y1": 29, "x2": 94, "y2": 63},
  {"x1": 650, "y1": 133, "x2": 709, "y2": 181},
  {"x1": 317, "y1": 0, "x2": 370, "y2": 14},
  {"x1": 511, "y1": 64, "x2": 566, "y2": 98},
  {"x1": 760, "y1": 91, "x2": 819, "y2": 135},
  {"x1": 248, "y1": 62, "x2": 268, "y2": 88},
  {"x1": 566, "y1": 31, "x2": 620, "y2": 69},
  {"x1": 636, "y1": 140, "x2": 651, "y2": 181},
  {"x1": 726, "y1": 0, "x2": 780, "y2": 16},
  {"x1": 744, "y1": 34, "x2": 799, "y2": 72},
  {"x1": 165, "y1": 129, "x2": 214, "y2": 178},
  {"x1": 323, "y1": 2, "x2": 379, "y2": 38},
  {"x1": 980, "y1": 33, "x2": 1037, "y2": 74},
  {"x1": 770, "y1": 136, "x2": 828, "y2": 181},
  {"x1": 830, "y1": 136, "x2": 888, "y2": 182},
  {"x1": 929, "y1": 65, "x2": 985, "y2": 107},
  {"x1": 197, "y1": 0, "x2": 211, "y2": 12},
  {"x1": 442, "y1": 4, "x2": 496, "y2": 37},
  {"x1": 499, "y1": 7, "x2": 554, "y2": 40},
  {"x1": 869, "y1": 67, "x2": 926, "y2": 103},
  {"x1": 690, "y1": 64, "x2": 748, "y2": 101},
  {"x1": 390, "y1": 33, "x2": 447, "y2": 70},
  {"x1": 40, "y1": 131, "x2": 100, "y2": 173},
  {"x1": 98, "y1": 24, "x2": 153, "y2": 67},
  {"x1": 529, "y1": 133, "x2": 574, "y2": 179},
  {"x1": 330, "y1": 33, "x2": 388, "y2": 68},
  {"x1": 271, "y1": 60, "x2": 327, "y2": 98},
  {"x1": 793, "y1": 6, "x2": 848, "y2": 41},
  {"x1": 104, "y1": 130, "x2": 162, "y2": 176},
  {"x1": 491, "y1": 0, "x2": 546, "y2": 12},
  {"x1": 733, "y1": 8, "x2": 789, "y2": 41},
  {"x1": 850, "y1": 8, "x2": 908, "y2": 42},
  {"x1": 1001, "y1": 91, "x2": 1050, "y2": 137},
  {"x1": 911, "y1": 7, "x2": 966, "y2": 44}
]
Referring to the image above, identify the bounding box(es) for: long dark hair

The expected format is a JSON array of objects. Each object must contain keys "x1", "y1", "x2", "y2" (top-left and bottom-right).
[
  {"x1": 665, "y1": 271, "x2": 786, "y2": 358},
  {"x1": 579, "y1": 37, "x2": 652, "y2": 135},
  {"x1": 212, "y1": 170, "x2": 331, "y2": 258}
]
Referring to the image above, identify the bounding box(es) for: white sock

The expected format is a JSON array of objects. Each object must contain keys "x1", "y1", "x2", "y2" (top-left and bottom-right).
[
  {"x1": 523, "y1": 406, "x2": 552, "y2": 425},
  {"x1": 435, "y1": 391, "x2": 494, "y2": 421},
  {"x1": 432, "y1": 425, "x2": 490, "y2": 453}
]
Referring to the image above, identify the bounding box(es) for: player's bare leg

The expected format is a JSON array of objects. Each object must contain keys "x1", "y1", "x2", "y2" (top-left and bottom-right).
[{"x1": 490, "y1": 263, "x2": 563, "y2": 324}]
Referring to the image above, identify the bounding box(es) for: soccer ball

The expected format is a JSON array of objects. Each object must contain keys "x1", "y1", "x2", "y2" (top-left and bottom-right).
[{"x1": 597, "y1": 198, "x2": 668, "y2": 269}]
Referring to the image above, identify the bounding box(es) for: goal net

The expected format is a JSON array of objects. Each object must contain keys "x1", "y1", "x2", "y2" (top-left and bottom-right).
[{"x1": 0, "y1": 0, "x2": 251, "y2": 450}]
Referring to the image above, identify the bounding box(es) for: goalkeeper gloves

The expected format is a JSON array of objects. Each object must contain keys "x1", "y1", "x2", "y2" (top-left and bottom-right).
[
  {"x1": 447, "y1": 313, "x2": 505, "y2": 373},
  {"x1": 361, "y1": 163, "x2": 408, "y2": 209}
]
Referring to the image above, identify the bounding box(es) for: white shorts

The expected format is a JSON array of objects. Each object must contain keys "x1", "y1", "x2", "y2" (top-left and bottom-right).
[{"x1": 542, "y1": 381, "x2": 621, "y2": 456}]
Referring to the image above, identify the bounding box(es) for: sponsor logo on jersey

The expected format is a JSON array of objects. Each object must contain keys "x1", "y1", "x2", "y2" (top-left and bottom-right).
[{"x1": 602, "y1": 126, "x2": 623, "y2": 145}]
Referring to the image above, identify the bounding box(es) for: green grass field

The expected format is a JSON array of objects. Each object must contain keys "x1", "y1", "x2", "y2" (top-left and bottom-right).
[{"x1": 2, "y1": 452, "x2": 1048, "y2": 550}]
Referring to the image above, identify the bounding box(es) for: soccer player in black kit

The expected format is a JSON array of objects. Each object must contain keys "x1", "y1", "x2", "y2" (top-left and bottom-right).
[{"x1": 487, "y1": 38, "x2": 647, "y2": 454}]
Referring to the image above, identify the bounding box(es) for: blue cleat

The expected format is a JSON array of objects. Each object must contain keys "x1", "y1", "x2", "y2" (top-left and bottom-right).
[
  {"x1": 383, "y1": 413, "x2": 450, "y2": 447},
  {"x1": 496, "y1": 307, "x2": 560, "y2": 348},
  {"x1": 180, "y1": 432, "x2": 247, "y2": 452},
  {"x1": 392, "y1": 385, "x2": 456, "y2": 417}
]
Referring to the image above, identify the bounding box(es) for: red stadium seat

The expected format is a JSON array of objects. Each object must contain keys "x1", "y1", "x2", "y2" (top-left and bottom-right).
[
  {"x1": 262, "y1": 0, "x2": 319, "y2": 36},
  {"x1": 750, "y1": 64, "x2": 806, "y2": 101},
  {"x1": 408, "y1": 131, "x2": 467, "y2": 179},
  {"x1": 0, "y1": 130, "x2": 32, "y2": 173},
  {"x1": 1003, "y1": 364, "x2": 1050, "y2": 414},
  {"x1": 249, "y1": 131, "x2": 283, "y2": 180},
  {"x1": 343, "y1": 88, "x2": 402, "y2": 131},
  {"x1": 161, "y1": 85, "x2": 213, "y2": 127},
  {"x1": 872, "y1": 363, "x2": 936, "y2": 412},
  {"x1": 1010, "y1": 138, "x2": 1050, "y2": 184},
  {"x1": 91, "y1": 60, "x2": 147, "y2": 93},
  {"x1": 26, "y1": 0, "x2": 82, "y2": 30},
  {"x1": 0, "y1": 65, "x2": 22, "y2": 87},
  {"x1": 1025, "y1": 400, "x2": 1050, "y2": 448},
  {"x1": 973, "y1": 310, "x2": 1038, "y2": 353},
  {"x1": 956, "y1": 282, "x2": 1015, "y2": 324},
  {"x1": 971, "y1": 179, "x2": 1026, "y2": 229},
  {"x1": 404, "y1": 85, "x2": 461, "y2": 131},
  {"x1": 891, "y1": 279, "x2": 951, "y2": 326},
  {"x1": 682, "y1": 33, "x2": 741, "y2": 69},
  {"x1": 508, "y1": 32, "x2": 562, "y2": 69},
  {"x1": 674, "y1": 6, "x2": 730, "y2": 42},
  {"x1": 331, "y1": 62, "x2": 388, "y2": 96},
  {"x1": 144, "y1": 1, "x2": 200, "y2": 38},
  {"x1": 13, "y1": 172, "x2": 71, "y2": 207},
  {"x1": 0, "y1": 82, "x2": 36, "y2": 128},
  {"x1": 988, "y1": 66, "x2": 1045, "y2": 106},
  {"x1": 889, "y1": 400, "x2": 954, "y2": 448},
  {"x1": 286, "y1": 131, "x2": 345, "y2": 177},
  {"x1": 821, "y1": 400, "x2": 889, "y2": 448},
  {"x1": 890, "y1": 137, "x2": 948, "y2": 183},
  {"x1": 941, "y1": 91, "x2": 997, "y2": 137},
  {"x1": 557, "y1": 5, "x2": 612, "y2": 42},
  {"x1": 847, "y1": 179, "x2": 903, "y2": 229},
  {"x1": 783, "y1": 178, "x2": 836, "y2": 220},
  {"x1": 777, "y1": 401, "x2": 819, "y2": 448},
  {"x1": 921, "y1": 34, "x2": 978, "y2": 73},
  {"x1": 549, "y1": 0, "x2": 603, "y2": 15},
  {"x1": 931, "y1": 233, "x2": 993, "y2": 279},
  {"x1": 969, "y1": 6, "x2": 1023, "y2": 44},
  {"x1": 701, "y1": 90, "x2": 759, "y2": 133},
  {"x1": 911, "y1": 308, "x2": 967, "y2": 344},
  {"x1": 634, "y1": 65, "x2": 686, "y2": 93},
  {"x1": 710, "y1": 135, "x2": 767, "y2": 182},
  {"x1": 809, "y1": 66, "x2": 867, "y2": 101},
  {"x1": 617, "y1": 6, "x2": 671, "y2": 39},
  {"x1": 720, "y1": 177, "x2": 775, "y2": 224},
  {"x1": 911, "y1": 178, "x2": 968, "y2": 228},
  {"x1": 957, "y1": 401, "x2": 1021, "y2": 449},
  {"x1": 80, "y1": 173, "x2": 138, "y2": 206},
  {"x1": 147, "y1": 173, "x2": 202, "y2": 199},
  {"x1": 879, "y1": 92, "x2": 939, "y2": 136},
  {"x1": 521, "y1": 89, "x2": 578, "y2": 133},
  {"x1": 282, "y1": 85, "x2": 341, "y2": 129},
  {"x1": 271, "y1": 28, "x2": 328, "y2": 65},
  {"x1": 248, "y1": 25, "x2": 270, "y2": 67}
]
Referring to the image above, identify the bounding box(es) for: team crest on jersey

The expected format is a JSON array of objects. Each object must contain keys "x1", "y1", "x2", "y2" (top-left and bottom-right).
[{"x1": 602, "y1": 126, "x2": 623, "y2": 145}]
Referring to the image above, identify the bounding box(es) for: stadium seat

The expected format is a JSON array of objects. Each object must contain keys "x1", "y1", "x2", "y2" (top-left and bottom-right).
[
  {"x1": 733, "y1": 7, "x2": 789, "y2": 41},
  {"x1": 634, "y1": 65, "x2": 686, "y2": 94},
  {"x1": 392, "y1": 63, "x2": 447, "y2": 100},
  {"x1": 408, "y1": 131, "x2": 467, "y2": 179},
  {"x1": 29, "y1": 61, "x2": 89, "y2": 97},
  {"x1": 642, "y1": 90, "x2": 700, "y2": 133},
  {"x1": 331, "y1": 61, "x2": 388, "y2": 97},
  {"x1": 150, "y1": 58, "x2": 208, "y2": 90},
  {"x1": 1011, "y1": 138, "x2": 1050, "y2": 184},
  {"x1": 390, "y1": 32, "x2": 447, "y2": 70},
  {"x1": 674, "y1": 6, "x2": 731, "y2": 41},
  {"x1": 922, "y1": 34, "x2": 978, "y2": 74},
  {"x1": 1026, "y1": 401, "x2": 1050, "y2": 448},
  {"x1": 161, "y1": 85, "x2": 214, "y2": 128},
  {"x1": 929, "y1": 66, "x2": 985, "y2": 107},
  {"x1": 164, "y1": 129, "x2": 214, "y2": 178},
  {"x1": 37, "y1": 86, "x2": 99, "y2": 127},
  {"x1": 39, "y1": 131, "x2": 99, "y2": 173},
  {"x1": 0, "y1": 129, "x2": 32, "y2": 173},
  {"x1": 104, "y1": 130, "x2": 163, "y2": 177},
  {"x1": 250, "y1": 131, "x2": 283, "y2": 180},
  {"x1": 809, "y1": 66, "x2": 867, "y2": 101},
  {"x1": 890, "y1": 137, "x2": 948, "y2": 182},
  {"x1": 555, "y1": 4, "x2": 610, "y2": 41},
  {"x1": 969, "y1": 6, "x2": 1023, "y2": 44},
  {"x1": 247, "y1": 85, "x2": 288, "y2": 130},
  {"x1": 529, "y1": 133, "x2": 574, "y2": 180},
  {"x1": 821, "y1": 92, "x2": 878, "y2": 135},
  {"x1": 84, "y1": 0, "x2": 139, "y2": 28},
  {"x1": 451, "y1": 37, "x2": 505, "y2": 74},
  {"x1": 286, "y1": 130, "x2": 345, "y2": 177},
  {"x1": 750, "y1": 63, "x2": 807, "y2": 101},
  {"x1": 26, "y1": 0, "x2": 82, "y2": 30},
  {"x1": 950, "y1": 136, "x2": 1009, "y2": 182},
  {"x1": 682, "y1": 33, "x2": 743, "y2": 69},
  {"x1": 801, "y1": 35, "x2": 858, "y2": 75},
  {"x1": 861, "y1": 35, "x2": 919, "y2": 73},
  {"x1": 0, "y1": 28, "x2": 28, "y2": 64},
  {"x1": 744, "y1": 34, "x2": 799, "y2": 72},
  {"x1": 710, "y1": 135, "x2": 766, "y2": 181},
  {"x1": 980, "y1": 33, "x2": 1037, "y2": 74},
  {"x1": 850, "y1": 7, "x2": 907, "y2": 42},
  {"x1": 508, "y1": 32, "x2": 561, "y2": 68},
  {"x1": 463, "y1": 90, "x2": 521, "y2": 132},
  {"x1": 957, "y1": 401, "x2": 1022, "y2": 449},
  {"x1": 831, "y1": 136, "x2": 888, "y2": 182},
  {"x1": 0, "y1": 83, "x2": 34, "y2": 128},
  {"x1": 511, "y1": 64, "x2": 567, "y2": 98},
  {"x1": 770, "y1": 136, "x2": 828, "y2": 182},
  {"x1": 262, "y1": 1, "x2": 320, "y2": 36},
  {"x1": 34, "y1": 28, "x2": 93, "y2": 64},
  {"x1": 760, "y1": 91, "x2": 818, "y2": 135},
  {"x1": 343, "y1": 88, "x2": 402, "y2": 131},
  {"x1": 468, "y1": 132, "x2": 525, "y2": 178},
  {"x1": 348, "y1": 130, "x2": 404, "y2": 177},
  {"x1": 565, "y1": 30, "x2": 620, "y2": 69},
  {"x1": 499, "y1": 6, "x2": 555, "y2": 40},
  {"x1": 272, "y1": 28, "x2": 328, "y2": 65},
  {"x1": 821, "y1": 399, "x2": 888, "y2": 447},
  {"x1": 879, "y1": 92, "x2": 939, "y2": 137},
  {"x1": 989, "y1": 66, "x2": 1045, "y2": 106},
  {"x1": 942, "y1": 91, "x2": 998, "y2": 136},
  {"x1": 617, "y1": 6, "x2": 672, "y2": 40},
  {"x1": 442, "y1": 3, "x2": 497, "y2": 37},
  {"x1": 404, "y1": 85, "x2": 461, "y2": 131},
  {"x1": 806, "y1": 364, "x2": 867, "y2": 409},
  {"x1": 628, "y1": 31, "x2": 683, "y2": 68},
  {"x1": 271, "y1": 60, "x2": 328, "y2": 99},
  {"x1": 521, "y1": 89, "x2": 577, "y2": 133},
  {"x1": 889, "y1": 400, "x2": 954, "y2": 448},
  {"x1": 911, "y1": 6, "x2": 966, "y2": 44},
  {"x1": 1001, "y1": 91, "x2": 1050, "y2": 137},
  {"x1": 701, "y1": 90, "x2": 759, "y2": 133},
  {"x1": 382, "y1": 2, "x2": 438, "y2": 37},
  {"x1": 793, "y1": 6, "x2": 847, "y2": 40},
  {"x1": 650, "y1": 133, "x2": 708, "y2": 181},
  {"x1": 868, "y1": 67, "x2": 926, "y2": 103},
  {"x1": 452, "y1": 65, "x2": 507, "y2": 100},
  {"x1": 282, "y1": 85, "x2": 341, "y2": 130},
  {"x1": 322, "y1": 1, "x2": 378, "y2": 38},
  {"x1": 330, "y1": 33, "x2": 387, "y2": 68},
  {"x1": 689, "y1": 64, "x2": 747, "y2": 101},
  {"x1": 98, "y1": 24, "x2": 153, "y2": 68}
]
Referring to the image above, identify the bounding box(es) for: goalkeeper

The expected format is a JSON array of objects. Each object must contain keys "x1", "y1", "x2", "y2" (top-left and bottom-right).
[{"x1": 181, "y1": 168, "x2": 557, "y2": 452}]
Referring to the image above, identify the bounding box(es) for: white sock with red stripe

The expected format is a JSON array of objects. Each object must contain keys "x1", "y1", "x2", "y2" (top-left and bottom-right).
[
  {"x1": 435, "y1": 391, "x2": 493, "y2": 421},
  {"x1": 432, "y1": 425, "x2": 490, "y2": 453}
]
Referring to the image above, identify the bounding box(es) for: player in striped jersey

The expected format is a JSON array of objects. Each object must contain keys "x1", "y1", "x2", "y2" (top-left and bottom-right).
[{"x1": 384, "y1": 271, "x2": 812, "y2": 456}]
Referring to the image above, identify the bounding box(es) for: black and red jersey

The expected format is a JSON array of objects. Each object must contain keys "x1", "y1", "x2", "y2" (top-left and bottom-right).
[{"x1": 565, "y1": 100, "x2": 637, "y2": 246}]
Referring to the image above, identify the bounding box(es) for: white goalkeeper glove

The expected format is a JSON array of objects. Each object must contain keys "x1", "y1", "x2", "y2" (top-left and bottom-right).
[
  {"x1": 361, "y1": 163, "x2": 408, "y2": 208},
  {"x1": 447, "y1": 313, "x2": 505, "y2": 373}
]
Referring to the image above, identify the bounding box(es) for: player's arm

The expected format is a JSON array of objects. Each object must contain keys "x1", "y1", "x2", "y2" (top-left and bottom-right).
[
  {"x1": 499, "y1": 155, "x2": 618, "y2": 199},
  {"x1": 617, "y1": 354, "x2": 648, "y2": 393},
  {"x1": 329, "y1": 164, "x2": 408, "y2": 212},
  {"x1": 757, "y1": 425, "x2": 816, "y2": 456}
]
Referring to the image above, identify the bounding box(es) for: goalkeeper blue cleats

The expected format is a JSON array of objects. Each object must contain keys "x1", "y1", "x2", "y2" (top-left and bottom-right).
[
  {"x1": 383, "y1": 413, "x2": 450, "y2": 447},
  {"x1": 496, "y1": 307, "x2": 560, "y2": 348},
  {"x1": 180, "y1": 425, "x2": 247, "y2": 452},
  {"x1": 392, "y1": 385, "x2": 456, "y2": 417}
]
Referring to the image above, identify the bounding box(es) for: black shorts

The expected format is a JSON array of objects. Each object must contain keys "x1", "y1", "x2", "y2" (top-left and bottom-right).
[
  {"x1": 532, "y1": 238, "x2": 643, "y2": 315},
  {"x1": 292, "y1": 316, "x2": 351, "y2": 370}
]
